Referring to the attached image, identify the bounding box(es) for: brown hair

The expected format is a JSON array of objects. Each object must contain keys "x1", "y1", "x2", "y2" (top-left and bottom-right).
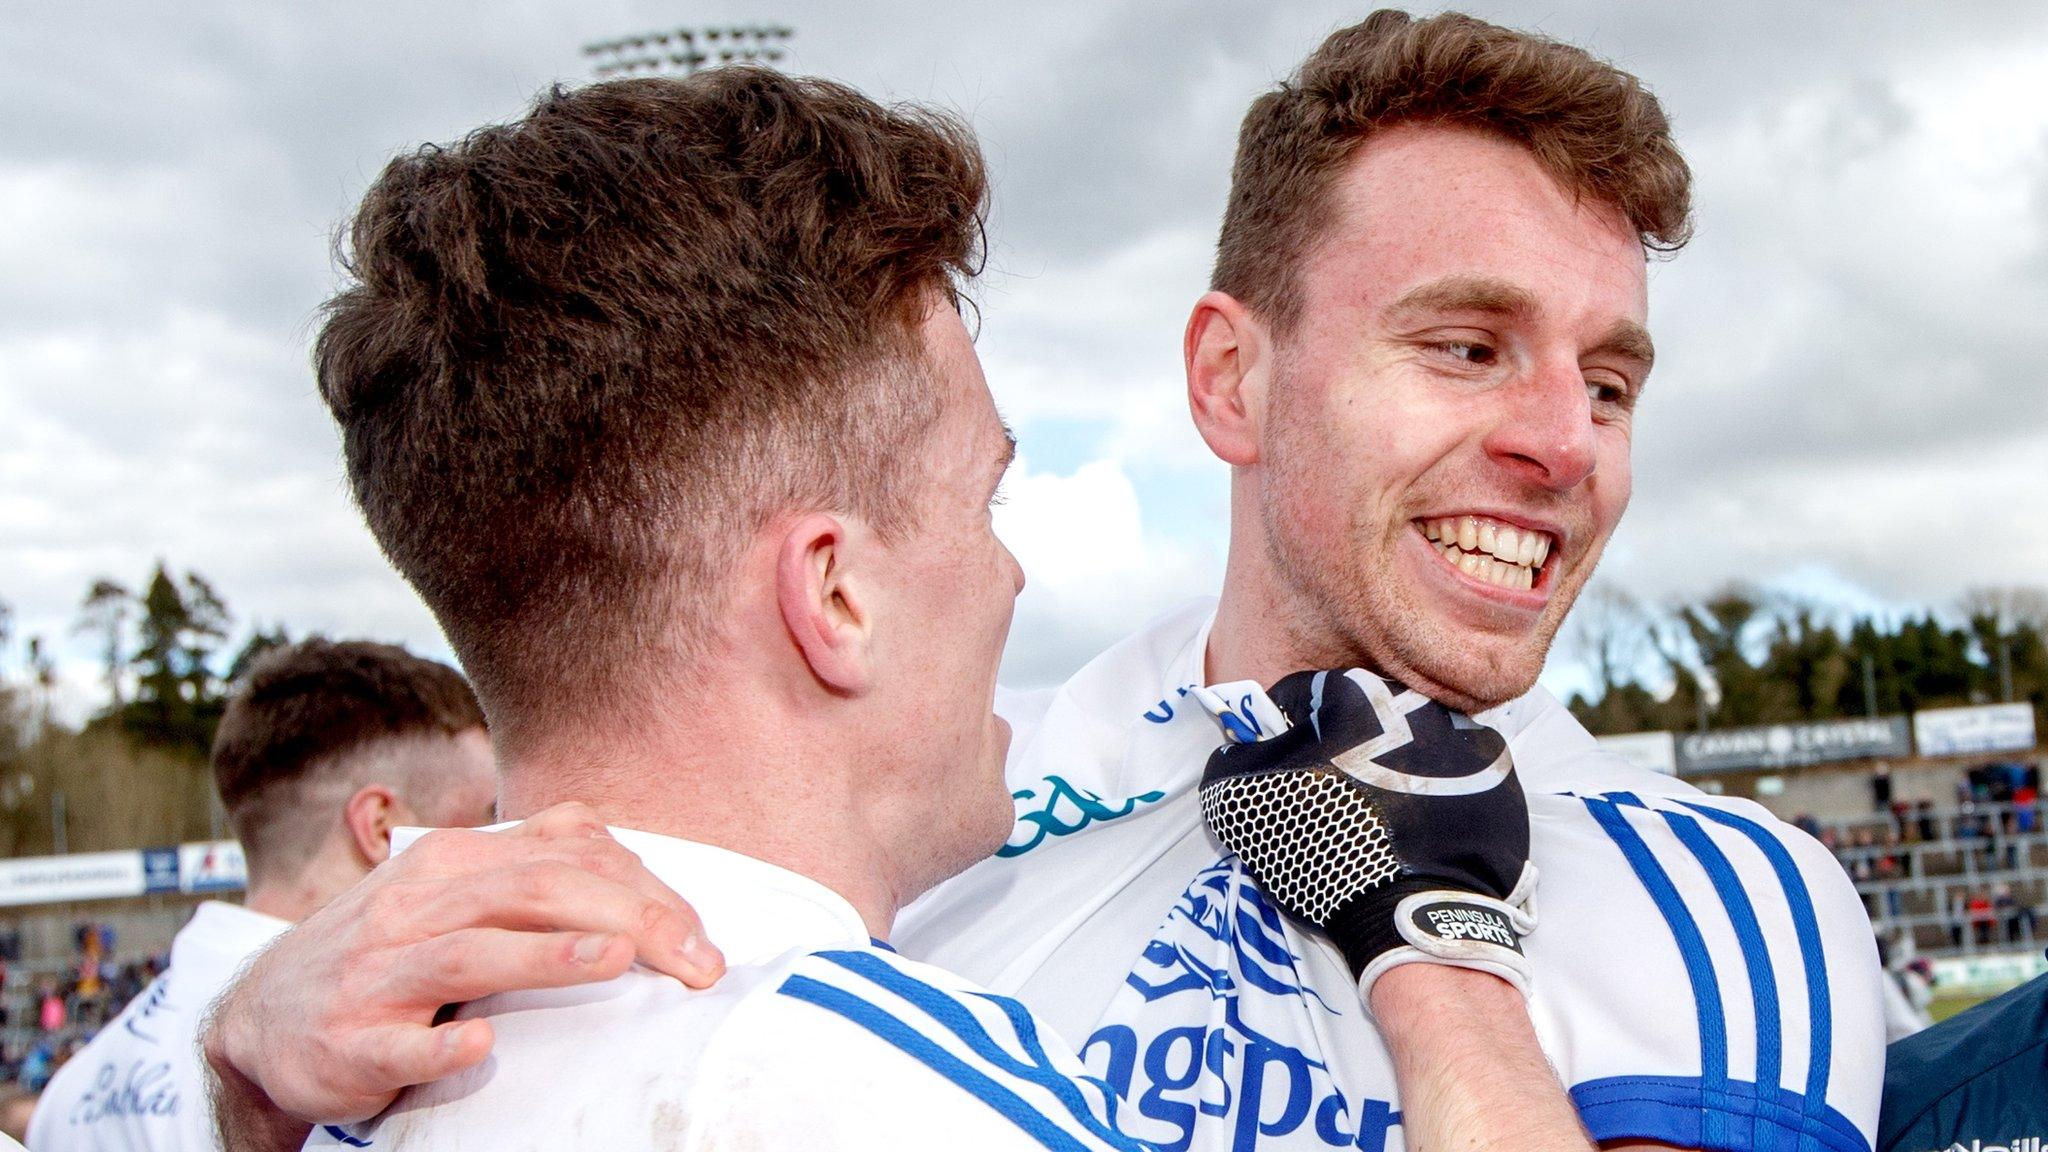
[
  {"x1": 315, "y1": 69, "x2": 988, "y2": 733},
  {"x1": 1213, "y1": 9, "x2": 1692, "y2": 332},
  {"x1": 212, "y1": 638, "x2": 485, "y2": 876}
]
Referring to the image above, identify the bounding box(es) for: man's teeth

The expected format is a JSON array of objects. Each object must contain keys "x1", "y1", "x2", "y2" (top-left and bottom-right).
[{"x1": 1420, "y1": 516, "x2": 1551, "y2": 592}]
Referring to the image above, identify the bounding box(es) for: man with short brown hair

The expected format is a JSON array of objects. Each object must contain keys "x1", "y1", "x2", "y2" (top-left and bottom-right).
[{"x1": 28, "y1": 639, "x2": 496, "y2": 1152}]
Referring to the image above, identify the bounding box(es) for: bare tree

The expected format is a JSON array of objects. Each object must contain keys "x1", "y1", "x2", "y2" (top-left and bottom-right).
[
  {"x1": 1958, "y1": 586, "x2": 2048, "y2": 633},
  {"x1": 75, "y1": 579, "x2": 134, "y2": 708},
  {"x1": 1566, "y1": 582, "x2": 1654, "y2": 697}
]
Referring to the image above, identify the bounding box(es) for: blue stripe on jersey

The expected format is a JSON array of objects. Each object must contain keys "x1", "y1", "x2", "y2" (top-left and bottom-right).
[
  {"x1": 1682, "y1": 801, "x2": 1835, "y2": 1132},
  {"x1": 1583, "y1": 795, "x2": 1733, "y2": 1148},
  {"x1": 1571, "y1": 1075, "x2": 1870, "y2": 1152},
  {"x1": 780, "y1": 973, "x2": 1108, "y2": 1152},
  {"x1": 810, "y1": 950, "x2": 1145, "y2": 1150},
  {"x1": 320, "y1": 1125, "x2": 373, "y2": 1148},
  {"x1": 1662, "y1": 809, "x2": 1785, "y2": 1096}
]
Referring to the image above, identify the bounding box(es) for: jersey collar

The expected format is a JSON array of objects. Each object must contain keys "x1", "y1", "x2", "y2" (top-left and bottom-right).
[{"x1": 393, "y1": 824, "x2": 872, "y2": 967}]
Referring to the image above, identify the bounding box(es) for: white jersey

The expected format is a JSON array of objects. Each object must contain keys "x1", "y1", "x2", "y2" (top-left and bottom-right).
[
  {"x1": 308, "y1": 829, "x2": 1144, "y2": 1151},
  {"x1": 899, "y1": 599, "x2": 1887, "y2": 1152},
  {"x1": 29, "y1": 902, "x2": 288, "y2": 1152}
]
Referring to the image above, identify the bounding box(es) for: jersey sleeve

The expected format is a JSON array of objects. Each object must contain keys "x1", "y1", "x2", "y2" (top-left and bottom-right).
[
  {"x1": 692, "y1": 948, "x2": 1155, "y2": 1152},
  {"x1": 1528, "y1": 791, "x2": 1885, "y2": 1152}
]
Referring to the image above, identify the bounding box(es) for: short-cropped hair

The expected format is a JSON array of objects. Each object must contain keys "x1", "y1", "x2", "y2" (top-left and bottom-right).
[
  {"x1": 314, "y1": 69, "x2": 989, "y2": 737},
  {"x1": 212, "y1": 638, "x2": 485, "y2": 877},
  {"x1": 1214, "y1": 9, "x2": 1693, "y2": 334}
]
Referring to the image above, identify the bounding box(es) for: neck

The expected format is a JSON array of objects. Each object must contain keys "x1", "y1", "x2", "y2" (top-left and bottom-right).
[
  {"x1": 1206, "y1": 525, "x2": 1358, "y2": 689},
  {"x1": 496, "y1": 710, "x2": 902, "y2": 940},
  {"x1": 242, "y1": 863, "x2": 354, "y2": 924}
]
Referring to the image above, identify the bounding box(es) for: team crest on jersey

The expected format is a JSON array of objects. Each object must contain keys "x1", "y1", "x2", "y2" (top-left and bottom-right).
[
  {"x1": 1079, "y1": 858, "x2": 1404, "y2": 1151},
  {"x1": 1000, "y1": 775, "x2": 1168, "y2": 857}
]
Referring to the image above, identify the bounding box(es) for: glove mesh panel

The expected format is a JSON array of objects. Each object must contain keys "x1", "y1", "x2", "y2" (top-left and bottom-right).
[{"x1": 1200, "y1": 767, "x2": 1400, "y2": 924}]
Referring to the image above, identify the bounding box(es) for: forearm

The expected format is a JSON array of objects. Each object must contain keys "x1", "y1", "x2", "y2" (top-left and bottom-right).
[
  {"x1": 204, "y1": 1024, "x2": 313, "y2": 1152},
  {"x1": 1371, "y1": 966, "x2": 1590, "y2": 1152}
]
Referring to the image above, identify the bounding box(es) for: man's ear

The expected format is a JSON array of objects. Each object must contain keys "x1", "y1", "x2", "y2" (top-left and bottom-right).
[
  {"x1": 341, "y1": 783, "x2": 401, "y2": 867},
  {"x1": 1185, "y1": 290, "x2": 1270, "y2": 467},
  {"x1": 775, "y1": 513, "x2": 874, "y2": 695}
]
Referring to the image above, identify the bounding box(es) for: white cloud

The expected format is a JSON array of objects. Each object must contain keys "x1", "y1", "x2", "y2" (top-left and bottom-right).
[
  {"x1": 993, "y1": 456, "x2": 1220, "y2": 686},
  {"x1": 4, "y1": 0, "x2": 2047, "y2": 716}
]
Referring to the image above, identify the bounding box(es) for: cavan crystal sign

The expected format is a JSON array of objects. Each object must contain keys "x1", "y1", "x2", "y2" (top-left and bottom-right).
[{"x1": 1675, "y1": 716, "x2": 1912, "y2": 775}]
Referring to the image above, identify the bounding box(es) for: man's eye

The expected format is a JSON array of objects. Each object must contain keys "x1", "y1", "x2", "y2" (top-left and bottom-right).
[
  {"x1": 1586, "y1": 377, "x2": 1630, "y2": 406},
  {"x1": 1435, "y1": 340, "x2": 1496, "y2": 366}
]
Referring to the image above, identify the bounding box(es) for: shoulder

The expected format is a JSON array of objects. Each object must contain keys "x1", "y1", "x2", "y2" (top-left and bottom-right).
[
  {"x1": 334, "y1": 959, "x2": 792, "y2": 1147},
  {"x1": 1500, "y1": 686, "x2": 1700, "y2": 796},
  {"x1": 700, "y1": 946, "x2": 1141, "y2": 1151},
  {"x1": 1877, "y1": 973, "x2": 2048, "y2": 1152},
  {"x1": 1538, "y1": 789, "x2": 1878, "y2": 988},
  {"x1": 1530, "y1": 790, "x2": 1886, "y2": 1152}
]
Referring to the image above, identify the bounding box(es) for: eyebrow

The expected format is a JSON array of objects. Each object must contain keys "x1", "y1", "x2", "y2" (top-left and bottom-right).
[
  {"x1": 1588, "y1": 318, "x2": 1656, "y2": 374},
  {"x1": 1386, "y1": 274, "x2": 1656, "y2": 374},
  {"x1": 1382, "y1": 275, "x2": 1541, "y2": 324},
  {"x1": 991, "y1": 422, "x2": 1017, "y2": 486}
]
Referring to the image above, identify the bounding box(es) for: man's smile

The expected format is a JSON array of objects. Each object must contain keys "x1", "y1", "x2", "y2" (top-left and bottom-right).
[{"x1": 1416, "y1": 515, "x2": 1557, "y2": 595}]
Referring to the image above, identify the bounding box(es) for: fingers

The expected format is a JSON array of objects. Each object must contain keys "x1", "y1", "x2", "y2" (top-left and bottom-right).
[
  {"x1": 385, "y1": 927, "x2": 638, "y2": 1006},
  {"x1": 395, "y1": 860, "x2": 722, "y2": 988},
  {"x1": 326, "y1": 1020, "x2": 497, "y2": 1123},
  {"x1": 508, "y1": 800, "x2": 609, "y2": 840}
]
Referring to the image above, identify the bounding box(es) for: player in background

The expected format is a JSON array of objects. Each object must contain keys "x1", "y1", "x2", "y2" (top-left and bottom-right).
[
  {"x1": 204, "y1": 11, "x2": 1889, "y2": 1152},
  {"x1": 27, "y1": 639, "x2": 496, "y2": 1152},
  {"x1": 1877, "y1": 970, "x2": 2048, "y2": 1152}
]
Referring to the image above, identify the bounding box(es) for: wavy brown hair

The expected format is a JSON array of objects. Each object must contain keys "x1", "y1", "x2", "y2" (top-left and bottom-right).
[
  {"x1": 1213, "y1": 9, "x2": 1692, "y2": 333},
  {"x1": 315, "y1": 70, "x2": 988, "y2": 734}
]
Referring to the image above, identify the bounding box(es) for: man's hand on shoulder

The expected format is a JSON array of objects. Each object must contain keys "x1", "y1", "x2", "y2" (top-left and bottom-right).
[{"x1": 202, "y1": 802, "x2": 724, "y2": 1150}]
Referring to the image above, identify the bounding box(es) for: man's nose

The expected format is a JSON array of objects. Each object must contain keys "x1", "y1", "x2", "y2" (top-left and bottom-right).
[{"x1": 1481, "y1": 355, "x2": 1597, "y2": 490}]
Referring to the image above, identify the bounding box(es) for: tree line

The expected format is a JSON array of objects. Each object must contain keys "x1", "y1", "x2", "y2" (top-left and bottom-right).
[
  {"x1": 0, "y1": 563, "x2": 288, "y2": 857},
  {"x1": 3, "y1": 569, "x2": 2044, "y2": 854},
  {"x1": 1564, "y1": 583, "x2": 2048, "y2": 739}
]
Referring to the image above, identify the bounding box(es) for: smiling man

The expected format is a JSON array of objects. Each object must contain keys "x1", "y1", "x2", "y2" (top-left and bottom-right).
[{"x1": 203, "y1": 12, "x2": 1885, "y2": 1152}]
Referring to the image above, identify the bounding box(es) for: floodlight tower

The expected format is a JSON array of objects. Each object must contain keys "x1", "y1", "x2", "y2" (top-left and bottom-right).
[{"x1": 583, "y1": 24, "x2": 795, "y2": 78}]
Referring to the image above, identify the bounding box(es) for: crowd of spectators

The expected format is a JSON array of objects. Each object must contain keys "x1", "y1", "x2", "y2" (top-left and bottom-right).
[
  {"x1": 1795, "y1": 759, "x2": 2048, "y2": 962},
  {"x1": 0, "y1": 923, "x2": 166, "y2": 1095}
]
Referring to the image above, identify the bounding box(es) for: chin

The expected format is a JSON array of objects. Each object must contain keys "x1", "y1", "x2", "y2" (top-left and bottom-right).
[
  {"x1": 1410, "y1": 658, "x2": 1541, "y2": 715},
  {"x1": 1372, "y1": 625, "x2": 1548, "y2": 715}
]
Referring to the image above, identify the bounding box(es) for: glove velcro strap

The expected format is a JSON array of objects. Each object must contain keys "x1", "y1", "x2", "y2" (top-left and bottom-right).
[
  {"x1": 1392, "y1": 890, "x2": 1527, "y2": 959},
  {"x1": 1339, "y1": 888, "x2": 1534, "y2": 1005}
]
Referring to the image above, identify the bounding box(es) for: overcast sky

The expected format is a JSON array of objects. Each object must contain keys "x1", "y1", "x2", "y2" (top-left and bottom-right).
[{"x1": 4, "y1": 1, "x2": 2046, "y2": 717}]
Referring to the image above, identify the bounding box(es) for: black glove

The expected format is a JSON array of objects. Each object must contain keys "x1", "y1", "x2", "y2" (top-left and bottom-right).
[{"x1": 1195, "y1": 669, "x2": 1538, "y2": 999}]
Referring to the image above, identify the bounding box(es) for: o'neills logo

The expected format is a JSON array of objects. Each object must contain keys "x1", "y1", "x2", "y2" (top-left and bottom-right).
[
  {"x1": 1932, "y1": 1139, "x2": 2048, "y2": 1152},
  {"x1": 1413, "y1": 902, "x2": 1520, "y2": 951}
]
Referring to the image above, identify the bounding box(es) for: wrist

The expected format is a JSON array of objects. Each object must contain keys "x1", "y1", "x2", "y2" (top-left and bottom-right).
[
  {"x1": 201, "y1": 987, "x2": 312, "y2": 1152},
  {"x1": 1369, "y1": 961, "x2": 1524, "y2": 1033}
]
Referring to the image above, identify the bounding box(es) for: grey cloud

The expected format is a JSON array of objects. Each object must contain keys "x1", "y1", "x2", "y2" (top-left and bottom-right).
[{"x1": 5, "y1": 0, "x2": 2048, "y2": 696}]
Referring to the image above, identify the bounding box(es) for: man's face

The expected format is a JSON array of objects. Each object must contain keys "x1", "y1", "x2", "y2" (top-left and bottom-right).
[
  {"x1": 865, "y1": 306, "x2": 1025, "y2": 886},
  {"x1": 1258, "y1": 124, "x2": 1652, "y2": 714}
]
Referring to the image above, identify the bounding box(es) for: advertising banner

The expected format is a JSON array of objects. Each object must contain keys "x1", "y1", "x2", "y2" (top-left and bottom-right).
[
  {"x1": 1913, "y1": 703, "x2": 2037, "y2": 758},
  {"x1": 0, "y1": 849, "x2": 147, "y2": 906},
  {"x1": 1595, "y1": 730, "x2": 1678, "y2": 775},
  {"x1": 1931, "y1": 951, "x2": 2048, "y2": 998},
  {"x1": 178, "y1": 840, "x2": 247, "y2": 893},
  {"x1": 141, "y1": 847, "x2": 181, "y2": 894},
  {"x1": 1675, "y1": 715, "x2": 1911, "y2": 775},
  {"x1": 0, "y1": 840, "x2": 250, "y2": 907}
]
